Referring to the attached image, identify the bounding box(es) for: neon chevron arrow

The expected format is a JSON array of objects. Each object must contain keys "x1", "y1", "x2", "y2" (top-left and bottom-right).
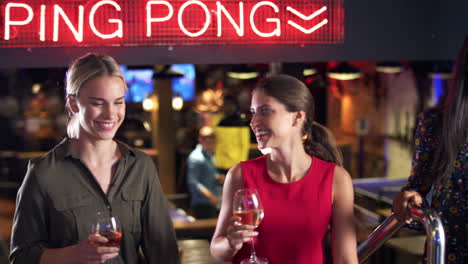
[
  {"x1": 286, "y1": 5, "x2": 327, "y2": 21},
  {"x1": 287, "y1": 19, "x2": 328, "y2": 34}
]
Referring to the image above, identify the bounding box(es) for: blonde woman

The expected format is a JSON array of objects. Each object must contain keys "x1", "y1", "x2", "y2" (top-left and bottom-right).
[{"x1": 10, "y1": 54, "x2": 179, "y2": 264}]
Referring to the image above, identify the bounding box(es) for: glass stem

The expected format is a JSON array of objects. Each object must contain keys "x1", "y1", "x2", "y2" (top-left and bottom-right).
[{"x1": 249, "y1": 237, "x2": 258, "y2": 261}]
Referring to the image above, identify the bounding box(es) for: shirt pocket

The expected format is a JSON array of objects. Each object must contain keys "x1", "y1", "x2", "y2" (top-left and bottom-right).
[
  {"x1": 121, "y1": 188, "x2": 144, "y2": 234},
  {"x1": 51, "y1": 195, "x2": 93, "y2": 246}
]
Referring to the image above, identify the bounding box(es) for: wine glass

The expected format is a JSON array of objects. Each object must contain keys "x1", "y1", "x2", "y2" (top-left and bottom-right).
[
  {"x1": 233, "y1": 189, "x2": 268, "y2": 264},
  {"x1": 90, "y1": 211, "x2": 122, "y2": 247}
]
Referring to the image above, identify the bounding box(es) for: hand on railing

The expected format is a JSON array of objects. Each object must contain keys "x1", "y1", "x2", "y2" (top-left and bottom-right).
[
  {"x1": 357, "y1": 207, "x2": 445, "y2": 264},
  {"x1": 392, "y1": 190, "x2": 423, "y2": 224}
]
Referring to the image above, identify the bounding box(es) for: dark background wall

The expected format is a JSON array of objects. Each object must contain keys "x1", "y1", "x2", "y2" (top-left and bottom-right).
[{"x1": 0, "y1": 0, "x2": 467, "y2": 68}]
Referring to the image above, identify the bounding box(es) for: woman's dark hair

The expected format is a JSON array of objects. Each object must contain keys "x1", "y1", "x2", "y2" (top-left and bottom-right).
[
  {"x1": 431, "y1": 37, "x2": 468, "y2": 184},
  {"x1": 255, "y1": 74, "x2": 343, "y2": 165}
]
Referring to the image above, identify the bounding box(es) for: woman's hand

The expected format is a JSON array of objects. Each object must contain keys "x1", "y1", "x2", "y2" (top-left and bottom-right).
[
  {"x1": 74, "y1": 234, "x2": 120, "y2": 264},
  {"x1": 392, "y1": 190, "x2": 423, "y2": 224},
  {"x1": 226, "y1": 216, "x2": 258, "y2": 252},
  {"x1": 39, "y1": 234, "x2": 120, "y2": 264}
]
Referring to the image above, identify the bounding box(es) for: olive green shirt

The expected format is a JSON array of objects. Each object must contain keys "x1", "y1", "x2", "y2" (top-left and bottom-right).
[{"x1": 10, "y1": 138, "x2": 179, "y2": 263}]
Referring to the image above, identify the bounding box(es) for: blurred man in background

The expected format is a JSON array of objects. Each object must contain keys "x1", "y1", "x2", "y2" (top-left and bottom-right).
[{"x1": 186, "y1": 126, "x2": 220, "y2": 219}]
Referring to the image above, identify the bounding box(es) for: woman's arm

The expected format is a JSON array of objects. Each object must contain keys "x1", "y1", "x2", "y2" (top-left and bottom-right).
[
  {"x1": 331, "y1": 166, "x2": 358, "y2": 264},
  {"x1": 401, "y1": 112, "x2": 437, "y2": 195},
  {"x1": 393, "y1": 112, "x2": 436, "y2": 223},
  {"x1": 140, "y1": 155, "x2": 179, "y2": 264},
  {"x1": 10, "y1": 162, "x2": 48, "y2": 263},
  {"x1": 210, "y1": 163, "x2": 257, "y2": 261}
]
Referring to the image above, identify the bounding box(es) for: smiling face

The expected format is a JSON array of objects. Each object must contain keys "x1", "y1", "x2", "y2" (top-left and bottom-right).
[
  {"x1": 250, "y1": 90, "x2": 300, "y2": 150},
  {"x1": 69, "y1": 75, "x2": 126, "y2": 142}
]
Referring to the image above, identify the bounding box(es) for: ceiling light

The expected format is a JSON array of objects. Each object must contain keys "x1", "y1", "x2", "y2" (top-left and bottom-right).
[
  {"x1": 303, "y1": 65, "x2": 317, "y2": 76},
  {"x1": 327, "y1": 62, "x2": 361, "y2": 80},
  {"x1": 172, "y1": 94, "x2": 183, "y2": 111},
  {"x1": 143, "y1": 96, "x2": 156, "y2": 111},
  {"x1": 376, "y1": 62, "x2": 403, "y2": 74},
  {"x1": 227, "y1": 65, "x2": 259, "y2": 80}
]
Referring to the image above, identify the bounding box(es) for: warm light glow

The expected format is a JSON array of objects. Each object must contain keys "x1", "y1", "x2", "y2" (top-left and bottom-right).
[
  {"x1": 40, "y1": 5, "x2": 46, "y2": 41},
  {"x1": 227, "y1": 72, "x2": 259, "y2": 79},
  {"x1": 143, "y1": 97, "x2": 154, "y2": 111},
  {"x1": 327, "y1": 72, "x2": 361, "y2": 81},
  {"x1": 196, "y1": 89, "x2": 223, "y2": 112},
  {"x1": 89, "y1": 0, "x2": 123, "y2": 39},
  {"x1": 340, "y1": 94, "x2": 353, "y2": 131},
  {"x1": 250, "y1": 1, "x2": 280, "y2": 37},
  {"x1": 216, "y1": 2, "x2": 244, "y2": 37},
  {"x1": 428, "y1": 73, "x2": 453, "y2": 80},
  {"x1": 53, "y1": 4, "x2": 84, "y2": 42},
  {"x1": 146, "y1": 1, "x2": 174, "y2": 37},
  {"x1": 172, "y1": 95, "x2": 184, "y2": 111},
  {"x1": 143, "y1": 121, "x2": 152, "y2": 132},
  {"x1": 4, "y1": 3, "x2": 34, "y2": 40},
  {"x1": 303, "y1": 68, "x2": 317, "y2": 76},
  {"x1": 288, "y1": 19, "x2": 327, "y2": 34},
  {"x1": 376, "y1": 65, "x2": 403, "y2": 74},
  {"x1": 32, "y1": 83, "x2": 41, "y2": 94},
  {"x1": 133, "y1": 138, "x2": 144, "y2": 147},
  {"x1": 178, "y1": 0, "x2": 211, "y2": 37},
  {"x1": 286, "y1": 5, "x2": 327, "y2": 20}
]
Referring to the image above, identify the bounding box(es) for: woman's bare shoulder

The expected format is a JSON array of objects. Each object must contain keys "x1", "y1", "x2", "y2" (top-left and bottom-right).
[
  {"x1": 226, "y1": 163, "x2": 243, "y2": 190},
  {"x1": 332, "y1": 165, "x2": 353, "y2": 200}
]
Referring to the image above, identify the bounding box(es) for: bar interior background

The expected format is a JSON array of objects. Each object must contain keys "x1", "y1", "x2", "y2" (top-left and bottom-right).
[{"x1": 0, "y1": 0, "x2": 467, "y2": 263}]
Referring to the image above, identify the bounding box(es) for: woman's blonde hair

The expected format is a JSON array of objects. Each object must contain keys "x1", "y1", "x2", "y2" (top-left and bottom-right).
[{"x1": 65, "y1": 53, "x2": 126, "y2": 138}]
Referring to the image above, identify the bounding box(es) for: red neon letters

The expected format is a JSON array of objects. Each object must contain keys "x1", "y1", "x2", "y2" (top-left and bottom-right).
[
  {"x1": 5, "y1": 1, "x2": 122, "y2": 42},
  {"x1": 1, "y1": 0, "x2": 343, "y2": 47}
]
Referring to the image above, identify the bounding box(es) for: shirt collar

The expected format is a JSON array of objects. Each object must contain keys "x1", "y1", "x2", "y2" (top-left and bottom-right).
[{"x1": 54, "y1": 138, "x2": 136, "y2": 160}]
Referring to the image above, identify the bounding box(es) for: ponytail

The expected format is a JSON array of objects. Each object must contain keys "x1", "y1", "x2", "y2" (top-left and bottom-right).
[
  {"x1": 254, "y1": 74, "x2": 343, "y2": 165},
  {"x1": 303, "y1": 121, "x2": 343, "y2": 166}
]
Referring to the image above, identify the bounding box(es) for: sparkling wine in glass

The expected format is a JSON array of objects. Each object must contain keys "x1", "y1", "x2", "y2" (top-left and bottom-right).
[
  {"x1": 90, "y1": 211, "x2": 122, "y2": 247},
  {"x1": 233, "y1": 189, "x2": 268, "y2": 264}
]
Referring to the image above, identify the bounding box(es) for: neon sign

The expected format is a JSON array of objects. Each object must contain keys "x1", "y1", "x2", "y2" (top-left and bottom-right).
[{"x1": 0, "y1": 0, "x2": 343, "y2": 47}]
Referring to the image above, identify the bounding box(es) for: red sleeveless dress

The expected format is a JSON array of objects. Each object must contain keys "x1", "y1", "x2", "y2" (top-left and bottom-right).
[{"x1": 233, "y1": 155, "x2": 335, "y2": 264}]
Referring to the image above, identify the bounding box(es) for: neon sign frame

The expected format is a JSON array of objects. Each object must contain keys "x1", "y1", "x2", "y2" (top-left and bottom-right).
[{"x1": 1, "y1": 0, "x2": 343, "y2": 48}]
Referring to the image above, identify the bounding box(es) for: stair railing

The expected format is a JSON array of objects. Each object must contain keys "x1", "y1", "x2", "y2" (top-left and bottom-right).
[{"x1": 357, "y1": 207, "x2": 445, "y2": 264}]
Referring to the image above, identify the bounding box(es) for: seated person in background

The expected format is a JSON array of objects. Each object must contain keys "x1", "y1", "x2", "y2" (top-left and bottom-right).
[{"x1": 187, "y1": 126, "x2": 220, "y2": 219}]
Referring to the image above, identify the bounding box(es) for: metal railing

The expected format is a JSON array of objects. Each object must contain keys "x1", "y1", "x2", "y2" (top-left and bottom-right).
[{"x1": 357, "y1": 207, "x2": 446, "y2": 264}]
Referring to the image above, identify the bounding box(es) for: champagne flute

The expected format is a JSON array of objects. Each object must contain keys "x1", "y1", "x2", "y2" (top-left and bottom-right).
[
  {"x1": 90, "y1": 211, "x2": 122, "y2": 247},
  {"x1": 233, "y1": 189, "x2": 268, "y2": 264}
]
